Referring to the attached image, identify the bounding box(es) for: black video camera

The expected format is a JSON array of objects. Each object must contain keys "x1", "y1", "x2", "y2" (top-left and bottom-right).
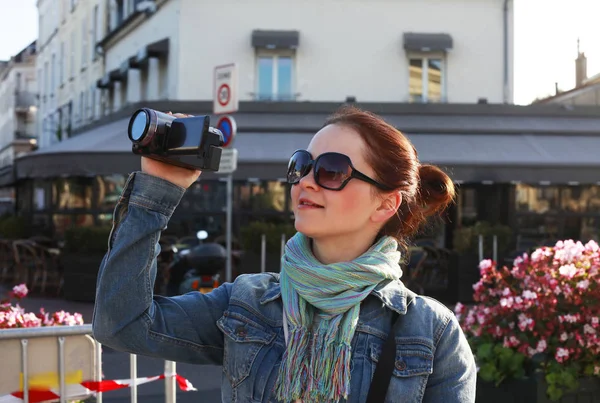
[{"x1": 127, "y1": 108, "x2": 224, "y2": 171}]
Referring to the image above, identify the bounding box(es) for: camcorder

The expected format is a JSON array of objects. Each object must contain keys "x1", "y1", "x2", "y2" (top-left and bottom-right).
[{"x1": 127, "y1": 108, "x2": 224, "y2": 171}]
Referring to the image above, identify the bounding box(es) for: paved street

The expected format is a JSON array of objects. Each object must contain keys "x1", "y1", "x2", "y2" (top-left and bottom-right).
[{"x1": 2, "y1": 287, "x2": 223, "y2": 402}]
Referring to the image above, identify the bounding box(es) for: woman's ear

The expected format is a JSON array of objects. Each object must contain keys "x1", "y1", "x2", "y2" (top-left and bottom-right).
[{"x1": 371, "y1": 191, "x2": 402, "y2": 224}]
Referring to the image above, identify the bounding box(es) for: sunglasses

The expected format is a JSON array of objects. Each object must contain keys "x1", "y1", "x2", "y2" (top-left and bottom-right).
[{"x1": 286, "y1": 149, "x2": 393, "y2": 191}]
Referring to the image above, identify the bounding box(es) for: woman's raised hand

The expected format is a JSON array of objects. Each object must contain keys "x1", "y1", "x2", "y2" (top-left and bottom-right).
[{"x1": 140, "y1": 112, "x2": 202, "y2": 189}]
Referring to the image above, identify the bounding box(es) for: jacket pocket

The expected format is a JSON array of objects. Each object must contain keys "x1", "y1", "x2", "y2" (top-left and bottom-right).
[
  {"x1": 217, "y1": 311, "x2": 277, "y2": 387},
  {"x1": 370, "y1": 338, "x2": 434, "y2": 377}
]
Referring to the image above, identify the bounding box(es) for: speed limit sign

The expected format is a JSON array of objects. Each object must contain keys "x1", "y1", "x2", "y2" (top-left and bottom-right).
[{"x1": 214, "y1": 64, "x2": 238, "y2": 114}]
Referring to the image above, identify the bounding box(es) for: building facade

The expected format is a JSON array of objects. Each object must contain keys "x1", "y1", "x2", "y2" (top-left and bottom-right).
[
  {"x1": 19, "y1": 0, "x2": 600, "y2": 258},
  {"x1": 35, "y1": 0, "x2": 517, "y2": 147},
  {"x1": 0, "y1": 42, "x2": 38, "y2": 205},
  {"x1": 36, "y1": 0, "x2": 108, "y2": 149},
  {"x1": 93, "y1": 0, "x2": 514, "y2": 121}
]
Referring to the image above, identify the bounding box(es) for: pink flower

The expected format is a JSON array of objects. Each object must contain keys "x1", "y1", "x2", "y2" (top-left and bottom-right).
[
  {"x1": 536, "y1": 339, "x2": 547, "y2": 352},
  {"x1": 559, "y1": 264, "x2": 578, "y2": 279},
  {"x1": 11, "y1": 284, "x2": 28, "y2": 299},
  {"x1": 555, "y1": 348, "x2": 570, "y2": 363},
  {"x1": 577, "y1": 280, "x2": 590, "y2": 290},
  {"x1": 454, "y1": 302, "x2": 465, "y2": 315}
]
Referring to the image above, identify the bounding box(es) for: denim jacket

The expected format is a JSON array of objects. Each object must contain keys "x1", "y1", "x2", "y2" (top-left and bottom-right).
[{"x1": 92, "y1": 172, "x2": 477, "y2": 403}]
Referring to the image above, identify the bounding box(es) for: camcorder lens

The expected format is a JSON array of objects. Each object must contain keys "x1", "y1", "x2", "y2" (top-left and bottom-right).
[{"x1": 130, "y1": 110, "x2": 149, "y2": 141}]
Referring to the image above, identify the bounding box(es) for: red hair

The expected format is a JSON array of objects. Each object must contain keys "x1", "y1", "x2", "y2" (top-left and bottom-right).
[{"x1": 324, "y1": 106, "x2": 455, "y2": 247}]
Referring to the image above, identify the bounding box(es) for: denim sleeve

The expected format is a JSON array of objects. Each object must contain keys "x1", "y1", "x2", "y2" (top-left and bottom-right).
[
  {"x1": 92, "y1": 172, "x2": 230, "y2": 366},
  {"x1": 423, "y1": 314, "x2": 477, "y2": 403}
]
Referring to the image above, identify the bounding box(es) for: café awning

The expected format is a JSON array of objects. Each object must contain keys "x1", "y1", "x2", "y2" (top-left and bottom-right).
[{"x1": 13, "y1": 118, "x2": 600, "y2": 184}]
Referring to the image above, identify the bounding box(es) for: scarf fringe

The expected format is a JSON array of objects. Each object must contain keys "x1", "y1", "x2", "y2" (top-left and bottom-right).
[
  {"x1": 305, "y1": 328, "x2": 351, "y2": 403},
  {"x1": 275, "y1": 327, "x2": 310, "y2": 401}
]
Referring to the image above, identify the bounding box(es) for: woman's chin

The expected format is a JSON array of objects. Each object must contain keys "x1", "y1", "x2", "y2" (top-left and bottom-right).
[{"x1": 294, "y1": 220, "x2": 321, "y2": 238}]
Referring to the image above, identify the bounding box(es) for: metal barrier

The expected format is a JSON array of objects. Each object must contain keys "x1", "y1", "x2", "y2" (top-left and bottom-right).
[{"x1": 0, "y1": 325, "x2": 179, "y2": 403}]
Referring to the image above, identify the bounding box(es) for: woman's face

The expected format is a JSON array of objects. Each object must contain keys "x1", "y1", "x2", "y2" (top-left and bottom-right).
[{"x1": 291, "y1": 124, "x2": 386, "y2": 241}]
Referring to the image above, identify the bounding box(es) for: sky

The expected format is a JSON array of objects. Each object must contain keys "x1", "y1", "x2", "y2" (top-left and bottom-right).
[{"x1": 0, "y1": 0, "x2": 599, "y2": 105}]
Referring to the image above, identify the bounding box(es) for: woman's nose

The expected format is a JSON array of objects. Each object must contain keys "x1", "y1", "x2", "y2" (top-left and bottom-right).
[{"x1": 299, "y1": 169, "x2": 319, "y2": 190}]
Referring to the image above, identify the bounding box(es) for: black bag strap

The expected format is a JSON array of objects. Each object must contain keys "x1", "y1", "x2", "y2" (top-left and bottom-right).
[{"x1": 366, "y1": 289, "x2": 417, "y2": 403}]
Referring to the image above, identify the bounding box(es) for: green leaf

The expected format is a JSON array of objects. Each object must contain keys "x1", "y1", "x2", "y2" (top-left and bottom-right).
[
  {"x1": 477, "y1": 343, "x2": 494, "y2": 361},
  {"x1": 478, "y1": 363, "x2": 498, "y2": 382},
  {"x1": 547, "y1": 384, "x2": 563, "y2": 402}
]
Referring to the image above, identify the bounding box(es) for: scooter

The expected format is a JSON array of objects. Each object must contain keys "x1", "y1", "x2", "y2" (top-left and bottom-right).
[{"x1": 165, "y1": 231, "x2": 226, "y2": 296}]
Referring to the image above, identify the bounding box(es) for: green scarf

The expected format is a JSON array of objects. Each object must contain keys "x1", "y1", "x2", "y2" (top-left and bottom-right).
[{"x1": 275, "y1": 232, "x2": 402, "y2": 402}]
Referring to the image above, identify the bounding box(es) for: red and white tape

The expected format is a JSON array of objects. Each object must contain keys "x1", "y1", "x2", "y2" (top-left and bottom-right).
[{"x1": 0, "y1": 373, "x2": 196, "y2": 403}]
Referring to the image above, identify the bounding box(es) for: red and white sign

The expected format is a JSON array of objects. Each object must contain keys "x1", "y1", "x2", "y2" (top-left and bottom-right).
[{"x1": 213, "y1": 63, "x2": 238, "y2": 115}]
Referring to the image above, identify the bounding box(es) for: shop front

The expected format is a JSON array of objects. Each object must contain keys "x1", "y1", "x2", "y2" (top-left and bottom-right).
[{"x1": 9, "y1": 100, "x2": 600, "y2": 257}]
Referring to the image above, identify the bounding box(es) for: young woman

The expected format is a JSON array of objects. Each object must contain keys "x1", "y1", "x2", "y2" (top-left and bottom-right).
[{"x1": 93, "y1": 106, "x2": 476, "y2": 402}]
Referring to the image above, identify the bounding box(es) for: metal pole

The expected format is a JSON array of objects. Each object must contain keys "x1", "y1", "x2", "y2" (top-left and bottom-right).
[
  {"x1": 280, "y1": 234, "x2": 286, "y2": 258},
  {"x1": 58, "y1": 337, "x2": 66, "y2": 403},
  {"x1": 261, "y1": 234, "x2": 266, "y2": 273},
  {"x1": 95, "y1": 341, "x2": 103, "y2": 403},
  {"x1": 165, "y1": 361, "x2": 177, "y2": 403},
  {"x1": 478, "y1": 234, "x2": 484, "y2": 262},
  {"x1": 130, "y1": 354, "x2": 138, "y2": 403},
  {"x1": 21, "y1": 339, "x2": 29, "y2": 403},
  {"x1": 225, "y1": 173, "x2": 233, "y2": 283},
  {"x1": 493, "y1": 235, "x2": 498, "y2": 263}
]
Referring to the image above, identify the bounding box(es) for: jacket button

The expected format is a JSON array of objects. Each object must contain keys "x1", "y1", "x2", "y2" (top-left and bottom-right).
[
  {"x1": 236, "y1": 326, "x2": 247, "y2": 337},
  {"x1": 396, "y1": 361, "x2": 407, "y2": 371}
]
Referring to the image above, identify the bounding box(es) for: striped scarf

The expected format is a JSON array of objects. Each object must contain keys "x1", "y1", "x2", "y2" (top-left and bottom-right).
[{"x1": 275, "y1": 232, "x2": 402, "y2": 402}]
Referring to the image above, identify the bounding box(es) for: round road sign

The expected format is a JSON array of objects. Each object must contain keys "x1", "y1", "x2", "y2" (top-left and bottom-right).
[
  {"x1": 217, "y1": 84, "x2": 231, "y2": 107},
  {"x1": 216, "y1": 115, "x2": 237, "y2": 147}
]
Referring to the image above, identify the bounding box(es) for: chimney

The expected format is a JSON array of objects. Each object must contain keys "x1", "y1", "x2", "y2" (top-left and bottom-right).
[{"x1": 575, "y1": 38, "x2": 587, "y2": 87}]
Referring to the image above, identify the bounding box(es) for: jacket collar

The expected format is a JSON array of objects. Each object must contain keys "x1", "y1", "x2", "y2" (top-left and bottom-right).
[{"x1": 259, "y1": 274, "x2": 410, "y2": 315}]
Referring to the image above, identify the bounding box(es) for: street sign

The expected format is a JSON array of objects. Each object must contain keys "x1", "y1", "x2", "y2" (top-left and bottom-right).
[
  {"x1": 218, "y1": 148, "x2": 238, "y2": 174},
  {"x1": 216, "y1": 115, "x2": 237, "y2": 148},
  {"x1": 213, "y1": 63, "x2": 238, "y2": 115}
]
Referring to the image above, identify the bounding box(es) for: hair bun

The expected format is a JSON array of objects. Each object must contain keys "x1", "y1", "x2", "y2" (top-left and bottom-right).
[{"x1": 417, "y1": 165, "x2": 455, "y2": 217}]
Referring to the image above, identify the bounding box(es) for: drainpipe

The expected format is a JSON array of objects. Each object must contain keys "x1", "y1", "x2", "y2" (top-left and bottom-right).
[{"x1": 503, "y1": 0, "x2": 510, "y2": 103}]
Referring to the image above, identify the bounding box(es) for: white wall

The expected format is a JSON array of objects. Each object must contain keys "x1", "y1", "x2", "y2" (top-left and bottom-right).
[
  {"x1": 104, "y1": 0, "x2": 181, "y2": 102},
  {"x1": 177, "y1": 0, "x2": 511, "y2": 103}
]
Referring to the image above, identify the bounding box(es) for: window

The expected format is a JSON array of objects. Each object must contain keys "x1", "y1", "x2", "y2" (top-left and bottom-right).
[
  {"x1": 116, "y1": 0, "x2": 124, "y2": 26},
  {"x1": 408, "y1": 56, "x2": 445, "y2": 103},
  {"x1": 59, "y1": 42, "x2": 65, "y2": 84},
  {"x1": 79, "y1": 91, "x2": 84, "y2": 124},
  {"x1": 44, "y1": 61, "x2": 49, "y2": 99},
  {"x1": 89, "y1": 86, "x2": 96, "y2": 120},
  {"x1": 70, "y1": 31, "x2": 75, "y2": 78},
  {"x1": 81, "y1": 18, "x2": 88, "y2": 68},
  {"x1": 51, "y1": 53, "x2": 56, "y2": 95},
  {"x1": 92, "y1": 5, "x2": 99, "y2": 60},
  {"x1": 256, "y1": 54, "x2": 294, "y2": 101},
  {"x1": 37, "y1": 68, "x2": 43, "y2": 100}
]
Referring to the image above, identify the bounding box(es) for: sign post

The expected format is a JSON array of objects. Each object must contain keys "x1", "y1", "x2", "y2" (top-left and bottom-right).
[{"x1": 214, "y1": 63, "x2": 239, "y2": 284}]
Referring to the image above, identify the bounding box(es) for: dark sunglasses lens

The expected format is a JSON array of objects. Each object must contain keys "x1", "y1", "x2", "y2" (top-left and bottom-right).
[
  {"x1": 287, "y1": 151, "x2": 311, "y2": 184},
  {"x1": 315, "y1": 154, "x2": 351, "y2": 189}
]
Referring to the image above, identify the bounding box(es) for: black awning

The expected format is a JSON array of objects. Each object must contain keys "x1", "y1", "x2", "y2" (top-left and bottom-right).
[
  {"x1": 13, "y1": 118, "x2": 600, "y2": 184},
  {"x1": 96, "y1": 74, "x2": 113, "y2": 89},
  {"x1": 109, "y1": 68, "x2": 127, "y2": 82},
  {"x1": 403, "y1": 33, "x2": 453, "y2": 52},
  {"x1": 0, "y1": 165, "x2": 15, "y2": 187},
  {"x1": 251, "y1": 30, "x2": 300, "y2": 49},
  {"x1": 132, "y1": 38, "x2": 170, "y2": 68}
]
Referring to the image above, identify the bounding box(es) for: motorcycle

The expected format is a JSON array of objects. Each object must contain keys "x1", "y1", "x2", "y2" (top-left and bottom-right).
[{"x1": 165, "y1": 231, "x2": 226, "y2": 296}]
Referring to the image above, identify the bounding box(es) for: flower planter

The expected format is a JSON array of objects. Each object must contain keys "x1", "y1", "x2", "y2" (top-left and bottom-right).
[
  {"x1": 61, "y1": 252, "x2": 106, "y2": 302},
  {"x1": 476, "y1": 374, "x2": 600, "y2": 403}
]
